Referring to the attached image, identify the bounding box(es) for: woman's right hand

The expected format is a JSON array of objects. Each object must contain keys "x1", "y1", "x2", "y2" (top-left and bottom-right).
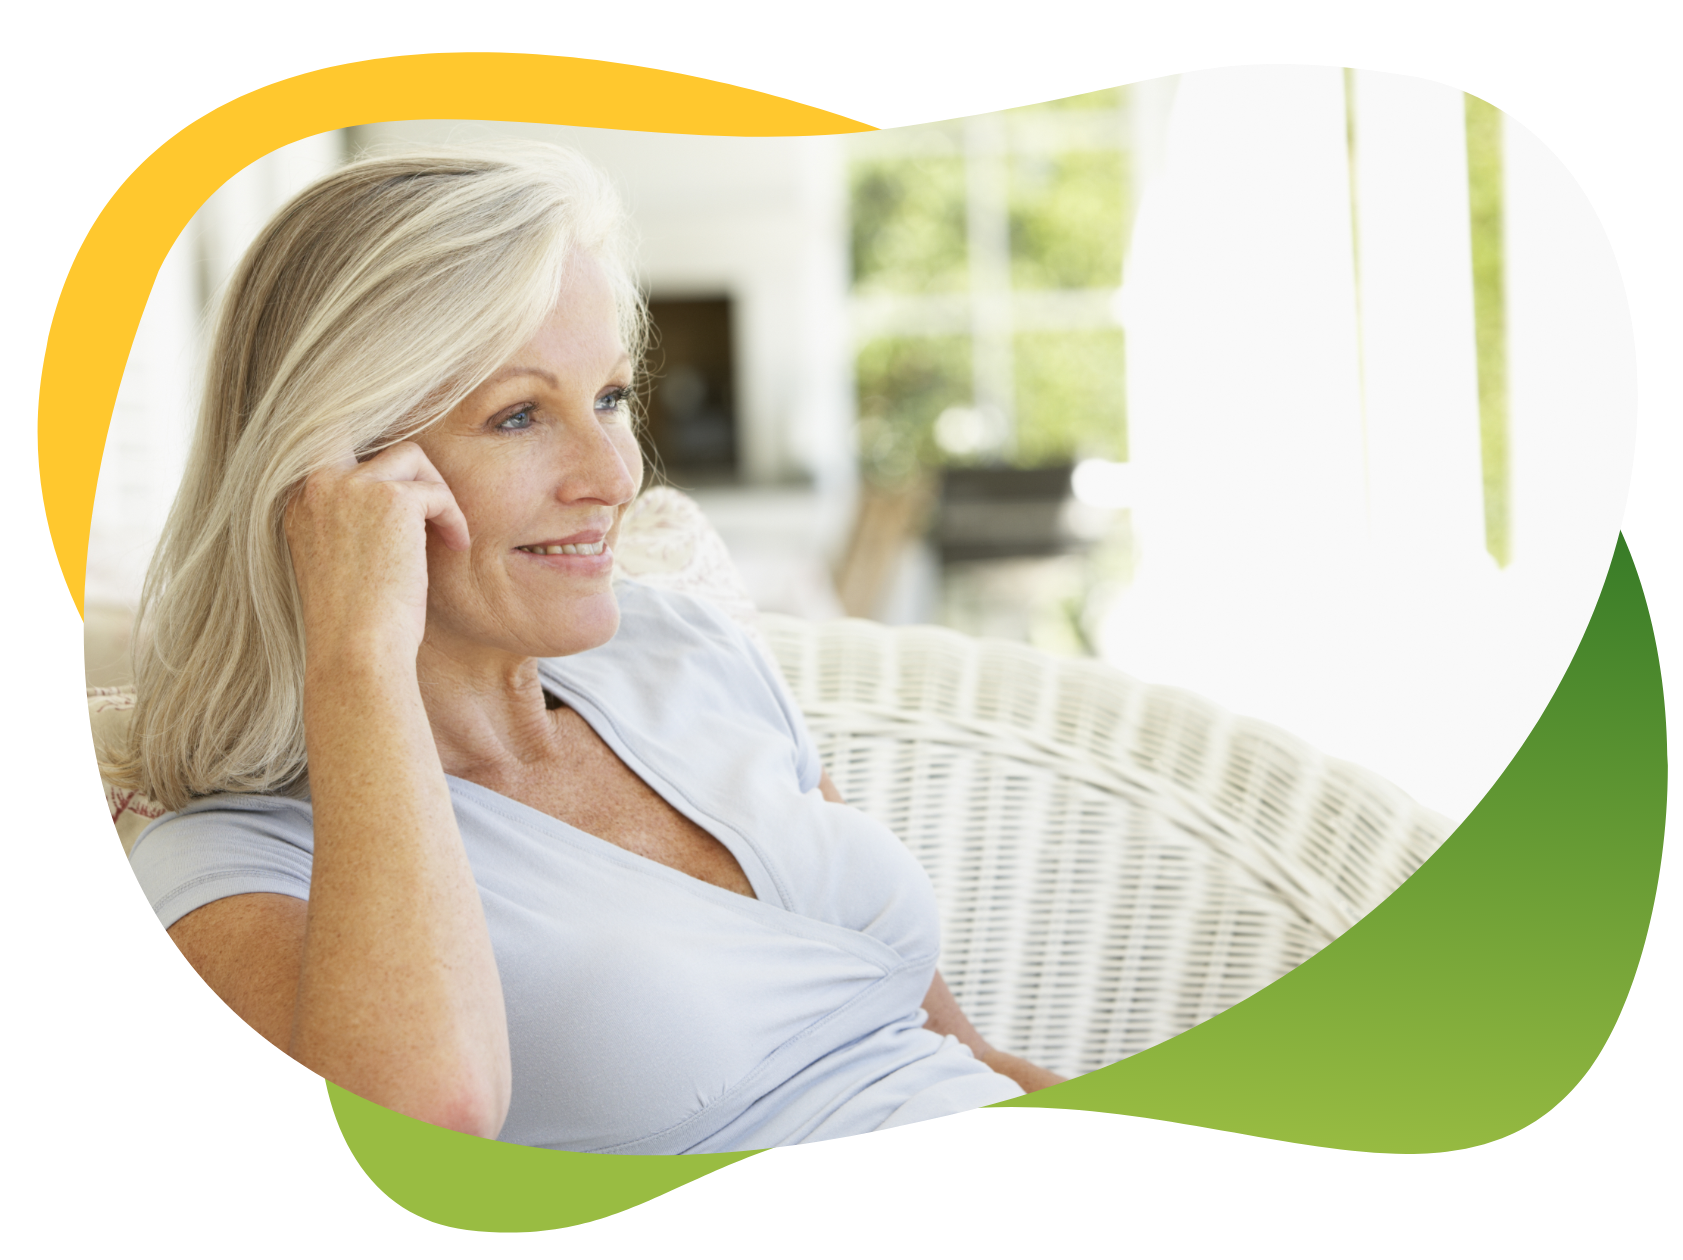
[
  {"x1": 283, "y1": 441, "x2": 472, "y2": 662},
  {"x1": 168, "y1": 439, "x2": 514, "y2": 1139}
]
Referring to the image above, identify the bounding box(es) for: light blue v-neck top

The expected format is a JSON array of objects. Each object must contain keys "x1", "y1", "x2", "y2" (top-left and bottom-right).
[{"x1": 127, "y1": 580, "x2": 1022, "y2": 1153}]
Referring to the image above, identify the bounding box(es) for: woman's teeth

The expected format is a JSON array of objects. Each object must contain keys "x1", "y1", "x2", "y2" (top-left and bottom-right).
[{"x1": 519, "y1": 542, "x2": 607, "y2": 556}]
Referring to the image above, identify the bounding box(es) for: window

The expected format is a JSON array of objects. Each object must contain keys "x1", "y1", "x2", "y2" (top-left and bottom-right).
[
  {"x1": 843, "y1": 91, "x2": 1134, "y2": 651},
  {"x1": 848, "y1": 89, "x2": 1131, "y2": 485}
]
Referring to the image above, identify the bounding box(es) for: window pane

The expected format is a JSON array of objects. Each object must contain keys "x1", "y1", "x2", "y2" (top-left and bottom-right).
[
  {"x1": 855, "y1": 334, "x2": 973, "y2": 482},
  {"x1": 850, "y1": 157, "x2": 969, "y2": 294},
  {"x1": 1009, "y1": 149, "x2": 1128, "y2": 291},
  {"x1": 1013, "y1": 328, "x2": 1127, "y2": 465}
]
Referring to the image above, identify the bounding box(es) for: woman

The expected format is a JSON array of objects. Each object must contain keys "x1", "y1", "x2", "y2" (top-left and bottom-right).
[{"x1": 114, "y1": 144, "x2": 1061, "y2": 1155}]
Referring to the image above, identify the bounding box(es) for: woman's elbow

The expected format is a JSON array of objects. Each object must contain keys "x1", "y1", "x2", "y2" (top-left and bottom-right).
[
  {"x1": 428, "y1": 1084, "x2": 510, "y2": 1140},
  {"x1": 395, "y1": 1069, "x2": 511, "y2": 1140},
  {"x1": 317, "y1": 1059, "x2": 511, "y2": 1142}
]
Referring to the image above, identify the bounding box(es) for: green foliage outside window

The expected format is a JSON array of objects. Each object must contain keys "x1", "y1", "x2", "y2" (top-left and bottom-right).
[
  {"x1": 1008, "y1": 150, "x2": 1127, "y2": 291},
  {"x1": 850, "y1": 155, "x2": 968, "y2": 294},
  {"x1": 850, "y1": 90, "x2": 1130, "y2": 482},
  {"x1": 1014, "y1": 87, "x2": 1124, "y2": 112},
  {"x1": 855, "y1": 335, "x2": 973, "y2": 485},
  {"x1": 1013, "y1": 329, "x2": 1128, "y2": 466},
  {"x1": 1465, "y1": 93, "x2": 1509, "y2": 568}
]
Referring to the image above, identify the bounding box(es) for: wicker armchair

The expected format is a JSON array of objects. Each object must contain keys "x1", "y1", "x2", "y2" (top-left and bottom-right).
[
  {"x1": 617, "y1": 487, "x2": 1451, "y2": 1077},
  {"x1": 759, "y1": 613, "x2": 1449, "y2": 1077},
  {"x1": 95, "y1": 486, "x2": 1451, "y2": 1079}
]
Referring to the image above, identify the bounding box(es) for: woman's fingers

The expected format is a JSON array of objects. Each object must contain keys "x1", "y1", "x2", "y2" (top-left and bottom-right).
[
  {"x1": 363, "y1": 442, "x2": 471, "y2": 553},
  {"x1": 285, "y1": 439, "x2": 473, "y2": 658},
  {"x1": 414, "y1": 478, "x2": 471, "y2": 552},
  {"x1": 354, "y1": 439, "x2": 439, "y2": 484}
]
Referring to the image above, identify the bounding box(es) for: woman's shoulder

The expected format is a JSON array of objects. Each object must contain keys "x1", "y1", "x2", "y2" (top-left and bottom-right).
[
  {"x1": 130, "y1": 791, "x2": 316, "y2": 857},
  {"x1": 127, "y1": 792, "x2": 316, "y2": 929}
]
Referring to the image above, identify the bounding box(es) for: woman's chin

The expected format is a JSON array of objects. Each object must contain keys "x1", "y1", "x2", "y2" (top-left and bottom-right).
[
  {"x1": 528, "y1": 587, "x2": 621, "y2": 658},
  {"x1": 426, "y1": 581, "x2": 622, "y2": 662}
]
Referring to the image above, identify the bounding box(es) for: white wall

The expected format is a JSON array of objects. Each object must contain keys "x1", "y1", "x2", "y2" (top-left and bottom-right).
[
  {"x1": 1104, "y1": 67, "x2": 1635, "y2": 822},
  {"x1": 86, "y1": 131, "x2": 345, "y2": 613},
  {"x1": 85, "y1": 223, "x2": 198, "y2": 611}
]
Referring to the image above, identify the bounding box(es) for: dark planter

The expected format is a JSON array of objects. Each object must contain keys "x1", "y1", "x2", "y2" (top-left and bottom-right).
[{"x1": 935, "y1": 465, "x2": 1081, "y2": 563}]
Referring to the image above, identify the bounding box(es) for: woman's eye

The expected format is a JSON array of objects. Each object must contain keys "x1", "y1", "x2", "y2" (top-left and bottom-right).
[
  {"x1": 597, "y1": 388, "x2": 632, "y2": 415},
  {"x1": 496, "y1": 407, "x2": 535, "y2": 431}
]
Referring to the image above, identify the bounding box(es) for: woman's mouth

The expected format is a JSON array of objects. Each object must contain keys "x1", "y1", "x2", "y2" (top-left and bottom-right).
[{"x1": 516, "y1": 541, "x2": 607, "y2": 556}]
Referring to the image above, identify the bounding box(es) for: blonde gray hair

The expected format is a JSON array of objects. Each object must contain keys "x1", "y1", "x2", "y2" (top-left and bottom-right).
[{"x1": 105, "y1": 144, "x2": 646, "y2": 810}]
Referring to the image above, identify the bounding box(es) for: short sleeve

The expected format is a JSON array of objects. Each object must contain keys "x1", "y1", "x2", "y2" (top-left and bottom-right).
[{"x1": 127, "y1": 795, "x2": 315, "y2": 929}]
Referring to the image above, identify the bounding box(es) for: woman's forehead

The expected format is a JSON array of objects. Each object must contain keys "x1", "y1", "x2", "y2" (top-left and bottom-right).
[{"x1": 511, "y1": 292, "x2": 627, "y2": 377}]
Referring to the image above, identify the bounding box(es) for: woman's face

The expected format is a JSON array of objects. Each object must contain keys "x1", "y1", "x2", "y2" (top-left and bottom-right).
[{"x1": 414, "y1": 253, "x2": 643, "y2": 665}]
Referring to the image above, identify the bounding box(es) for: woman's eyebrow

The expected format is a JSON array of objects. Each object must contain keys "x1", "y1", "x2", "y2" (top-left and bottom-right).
[
  {"x1": 482, "y1": 365, "x2": 560, "y2": 389},
  {"x1": 481, "y1": 358, "x2": 632, "y2": 390}
]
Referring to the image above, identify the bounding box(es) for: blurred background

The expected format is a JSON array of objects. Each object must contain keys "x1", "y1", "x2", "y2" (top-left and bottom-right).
[{"x1": 84, "y1": 67, "x2": 1636, "y2": 822}]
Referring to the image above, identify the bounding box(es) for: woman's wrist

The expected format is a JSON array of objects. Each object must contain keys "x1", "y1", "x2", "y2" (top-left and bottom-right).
[
  {"x1": 303, "y1": 631, "x2": 424, "y2": 696},
  {"x1": 302, "y1": 615, "x2": 424, "y2": 672},
  {"x1": 980, "y1": 1047, "x2": 1068, "y2": 1093},
  {"x1": 301, "y1": 637, "x2": 442, "y2": 795}
]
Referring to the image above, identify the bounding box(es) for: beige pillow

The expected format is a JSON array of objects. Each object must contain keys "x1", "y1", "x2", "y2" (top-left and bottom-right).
[{"x1": 90, "y1": 487, "x2": 762, "y2": 851}]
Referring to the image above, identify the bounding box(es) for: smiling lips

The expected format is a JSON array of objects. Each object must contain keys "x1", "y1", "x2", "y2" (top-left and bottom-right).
[
  {"x1": 517, "y1": 540, "x2": 607, "y2": 556},
  {"x1": 514, "y1": 519, "x2": 616, "y2": 563}
]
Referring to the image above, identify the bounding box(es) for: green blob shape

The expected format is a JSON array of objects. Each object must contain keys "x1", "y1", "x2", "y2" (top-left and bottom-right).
[
  {"x1": 1001, "y1": 534, "x2": 1667, "y2": 1152},
  {"x1": 326, "y1": 1083, "x2": 759, "y2": 1231}
]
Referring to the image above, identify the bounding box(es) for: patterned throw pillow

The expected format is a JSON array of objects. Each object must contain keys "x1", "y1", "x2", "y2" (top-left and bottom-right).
[
  {"x1": 612, "y1": 485, "x2": 773, "y2": 660},
  {"x1": 89, "y1": 687, "x2": 164, "y2": 854}
]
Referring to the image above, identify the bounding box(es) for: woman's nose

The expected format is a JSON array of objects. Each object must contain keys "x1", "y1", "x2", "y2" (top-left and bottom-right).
[{"x1": 556, "y1": 413, "x2": 640, "y2": 507}]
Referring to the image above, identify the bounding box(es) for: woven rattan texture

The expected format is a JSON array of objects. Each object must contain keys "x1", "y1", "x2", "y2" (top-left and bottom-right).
[{"x1": 760, "y1": 614, "x2": 1452, "y2": 1078}]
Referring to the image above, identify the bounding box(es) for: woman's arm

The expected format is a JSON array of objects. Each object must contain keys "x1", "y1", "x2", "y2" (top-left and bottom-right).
[
  {"x1": 918, "y1": 971, "x2": 1066, "y2": 1093},
  {"x1": 815, "y1": 771, "x2": 1067, "y2": 1094},
  {"x1": 168, "y1": 443, "x2": 511, "y2": 1138}
]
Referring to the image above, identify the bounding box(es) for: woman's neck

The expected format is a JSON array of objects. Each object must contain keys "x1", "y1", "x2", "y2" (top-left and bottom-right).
[{"x1": 412, "y1": 637, "x2": 565, "y2": 781}]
